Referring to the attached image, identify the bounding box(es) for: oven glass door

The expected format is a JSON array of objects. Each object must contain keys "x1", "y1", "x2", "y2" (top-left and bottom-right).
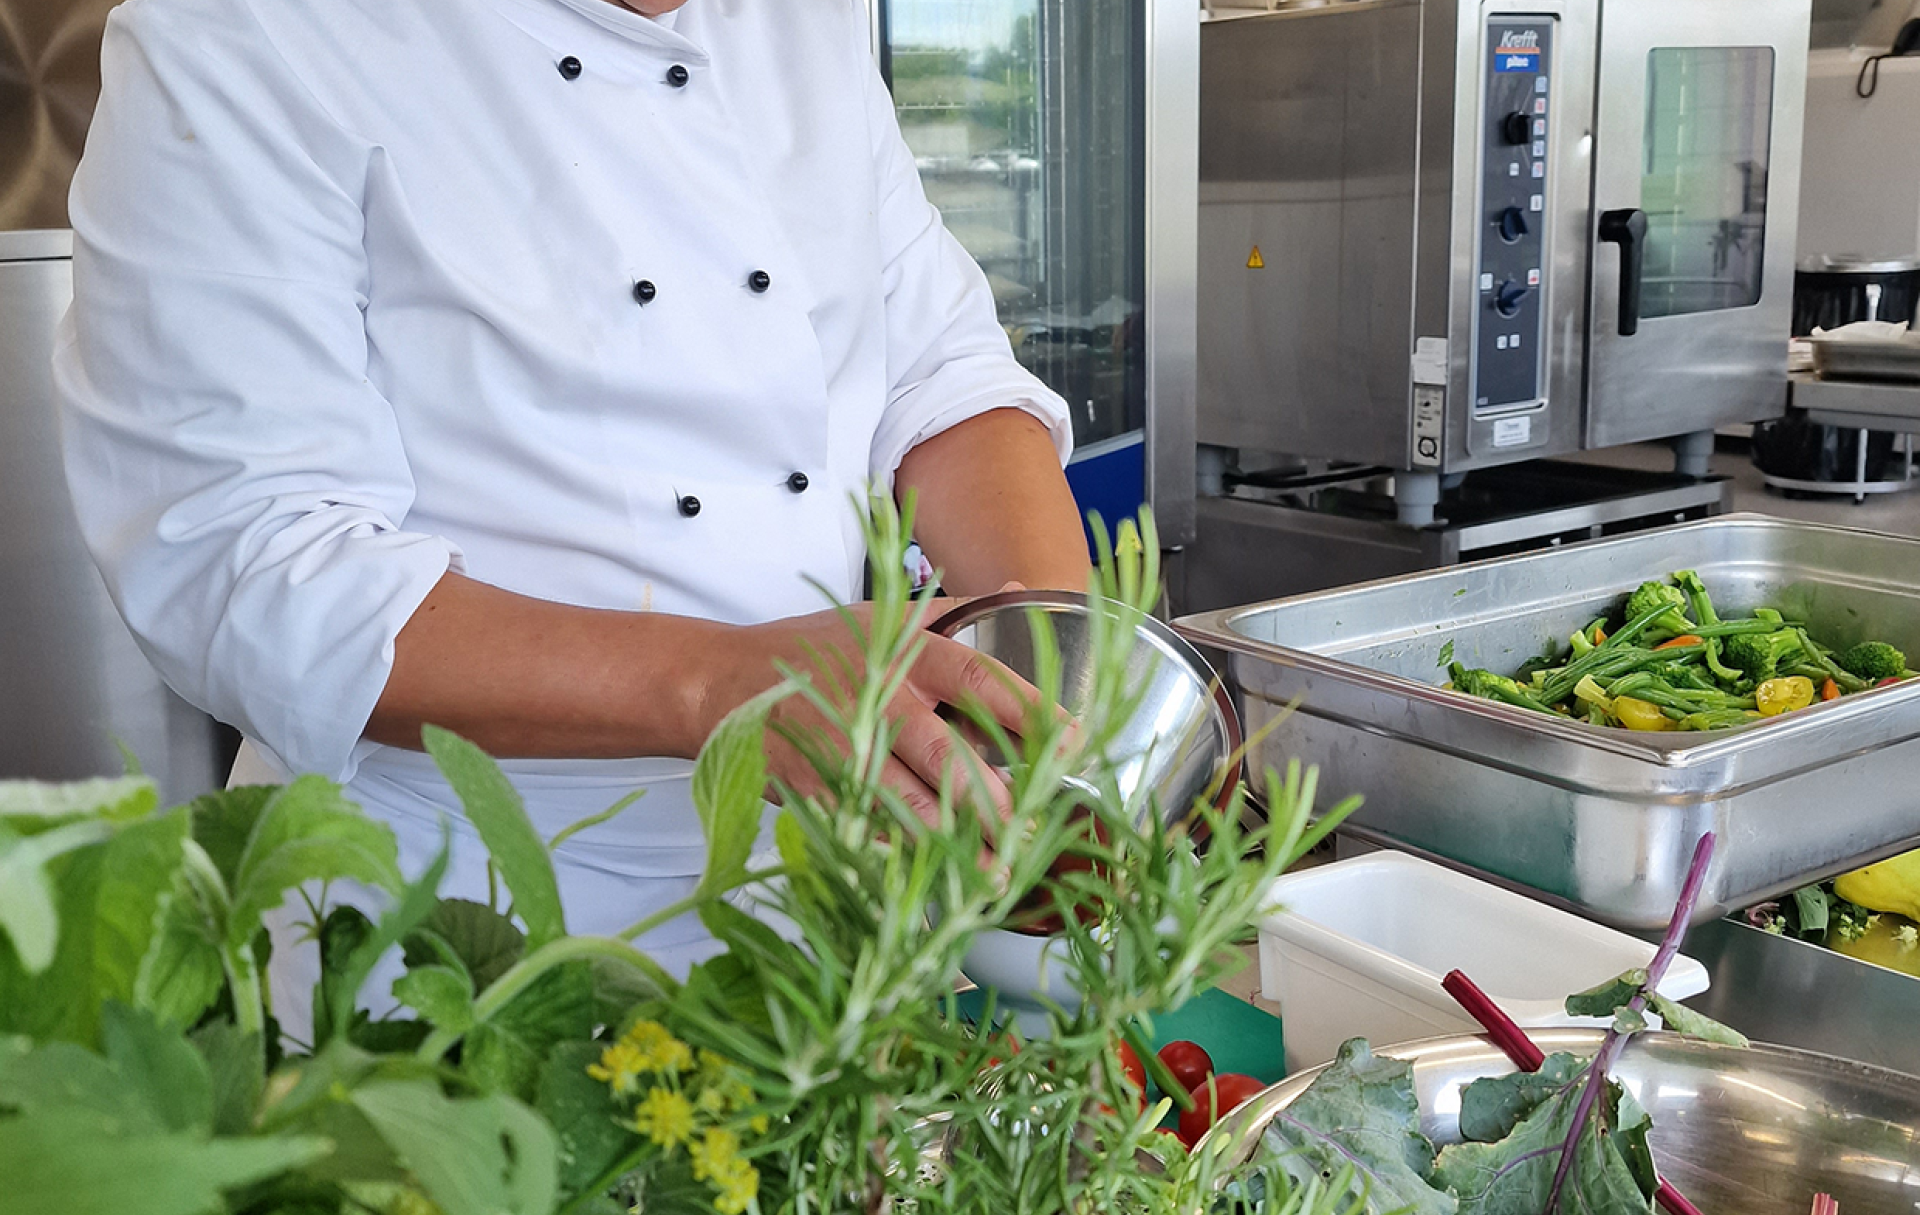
[{"x1": 1585, "y1": 0, "x2": 1809, "y2": 449}]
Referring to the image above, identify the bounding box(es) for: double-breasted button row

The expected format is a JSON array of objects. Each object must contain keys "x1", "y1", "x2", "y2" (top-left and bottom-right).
[
  {"x1": 670, "y1": 475, "x2": 808, "y2": 520},
  {"x1": 554, "y1": 59, "x2": 694, "y2": 87},
  {"x1": 629, "y1": 271, "x2": 773, "y2": 306}
]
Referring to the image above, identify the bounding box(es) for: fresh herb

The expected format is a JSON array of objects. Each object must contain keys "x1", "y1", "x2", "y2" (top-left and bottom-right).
[{"x1": 0, "y1": 495, "x2": 1362, "y2": 1215}]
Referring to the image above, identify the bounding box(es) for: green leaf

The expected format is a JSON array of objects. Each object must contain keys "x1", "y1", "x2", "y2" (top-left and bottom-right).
[
  {"x1": 186, "y1": 785, "x2": 276, "y2": 890},
  {"x1": 351, "y1": 1079, "x2": 559, "y2": 1215},
  {"x1": 0, "y1": 1108, "x2": 328, "y2": 1215},
  {"x1": 402, "y1": 898, "x2": 524, "y2": 991},
  {"x1": 0, "y1": 810, "x2": 190, "y2": 1043},
  {"x1": 0, "y1": 1036, "x2": 159, "y2": 1133},
  {"x1": 133, "y1": 879, "x2": 226, "y2": 1028},
  {"x1": 1613, "y1": 1086, "x2": 1660, "y2": 1201},
  {"x1": 1433, "y1": 1082, "x2": 1653, "y2": 1215},
  {"x1": 326, "y1": 832, "x2": 453, "y2": 1040},
  {"x1": 464, "y1": 1022, "x2": 544, "y2": 1100},
  {"x1": 0, "y1": 777, "x2": 157, "y2": 832},
  {"x1": 1564, "y1": 969, "x2": 1648, "y2": 1018},
  {"x1": 227, "y1": 777, "x2": 402, "y2": 951},
  {"x1": 466, "y1": 961, "x2": 595, "y2": 1101},
  {"x1": 1791, "y1": 884, "x2": 1831, "y2": 939},
  {"x1": 537, "y1": 1040, "x2": 632, "y2": 1196},
  {"x1": 1612, "y1": 1006, "x2": 1649, "y2": 1036},
  {"x1": 1456, "y1": 1052, "x2": 1585, "y2": 1143},
  {"x1": 0, "y1": 821, "x2": 70, "y2": 973},
  {"x1": 690, "y1": 686, "x2": 781, "y2": 901},
  {"x1": 422, "y1": 727, "x2": 565, "y2": 947},
  {"x1": 101, "y1": 1002, "x2": 213, "y2": 1134},
  {"x1": 191, "y1": 1021, "x2": 264, "y2": 1137},
  {"x1": 1646, "y1": 992, "x2": 1750, "y2": 1047},
  {"x1": 393, "y1": 965, "x2": 475, "y2": 1033},
  {"x1": 313, "y1": 904, "x2": 377, "y2": 1050},
  {"x1": 1260, "y1": 1039, "x2": 1457, "y2": 1215}
]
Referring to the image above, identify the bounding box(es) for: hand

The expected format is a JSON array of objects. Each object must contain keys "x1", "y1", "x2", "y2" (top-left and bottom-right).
[{"x1": 693, "y1": 598, "x2": 1044, "y2": 829}]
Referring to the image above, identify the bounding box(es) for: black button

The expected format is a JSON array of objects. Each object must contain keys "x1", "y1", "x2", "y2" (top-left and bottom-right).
[
  {"x1": 677, "y1": 495, "x2": 701, "y2": 518},
  {"x1": 748, "y1": 269, "x2": 771, "y2": 293},
  {"x1": 633, "y1": 279, "x2": 656, "y2": 305},
  {"x1": 666, "y1": 64, "x2": 690, "y2": 87},
  {"x1": 786, "y1": 471, "x2": 810, "y2": 494},
  {"x1": 558, "y1": 56, "x2": 583, "y2": 80}
]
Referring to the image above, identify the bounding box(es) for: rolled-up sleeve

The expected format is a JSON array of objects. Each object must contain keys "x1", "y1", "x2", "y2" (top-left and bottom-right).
[
  {"x1": 54, "y1": 2, "x2": 459, "y2": 781},
  {"x1": 858, "y1": 42, "x2": 1073, "y2": 489}
]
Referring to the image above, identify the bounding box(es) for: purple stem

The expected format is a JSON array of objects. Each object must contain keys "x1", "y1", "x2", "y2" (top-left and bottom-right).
[{"x1": 1542, "y1": 832, "x2": 1717, "y2": 1215}]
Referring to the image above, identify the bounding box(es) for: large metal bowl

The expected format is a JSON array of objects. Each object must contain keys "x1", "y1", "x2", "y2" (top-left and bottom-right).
[
  {"x1": 932, "y1": 591, "x2": 1242, "y2": 830},
  {"x1": 1199, "y1": 1029, "x2": 1920, "y2": 1212}
]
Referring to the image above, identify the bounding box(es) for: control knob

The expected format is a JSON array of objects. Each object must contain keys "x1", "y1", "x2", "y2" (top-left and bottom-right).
[
  {"x1": 1497, "y1": 206, "x2": 1530, "y2": 243},
  {"x1": 1493, "y1": 279, "x2": 1532, "y2": 318},
  {"x1": 1501, "y1": 111, "x2": 1531, "y2": 146}
]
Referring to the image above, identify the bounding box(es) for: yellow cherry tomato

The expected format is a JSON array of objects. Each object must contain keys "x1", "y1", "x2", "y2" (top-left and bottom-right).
[
  {"x1": 1755, "y1": 675, "x2": 1816, "y2": 717},
  {"x1": 1613, "y1": 696, "x2": 1675, "y2": 731}
]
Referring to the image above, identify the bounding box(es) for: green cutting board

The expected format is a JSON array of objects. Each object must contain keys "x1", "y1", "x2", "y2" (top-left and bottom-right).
[{"x1": 953, "y1": 986, "x2": 1288, "y2": 1085}]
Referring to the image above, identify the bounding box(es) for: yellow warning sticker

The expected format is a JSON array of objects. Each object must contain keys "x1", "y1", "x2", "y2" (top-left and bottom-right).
[{"x1": 1246, "y1": 245, "x2": 1265, "y2": 269}]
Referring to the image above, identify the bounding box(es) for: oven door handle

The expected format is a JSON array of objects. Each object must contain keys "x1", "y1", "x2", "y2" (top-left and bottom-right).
[{"x1": 1598, "y1": 208, "x2": 1649, "y2": 336}]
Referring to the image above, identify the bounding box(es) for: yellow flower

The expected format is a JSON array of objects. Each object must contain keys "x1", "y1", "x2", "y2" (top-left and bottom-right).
[
  {"x1": 748, "y1": 1113, "x2": 770, "y2": 1136},
  {"x1": 696, "y1": 1086, "x2": 729, "y2": 1118},
  {"x1": 710, "y1": 1158, "x2": 760, "y2": 1215},
  {"x1": 698, "y1": 1048, "x2": 733, "y2": 1083},
  {"x1": 627, "y1": 1087, "x2": 696, "y2": 1149},
  {"x1": 689, "y1": 1127, "x2": 741, "y2": 1182},
  {"x1": 621, "y1": 1019, "x2": 694, "y2": 1074},
  {"x1": 586, "y1": 1041, "x2": 648, "y2": 1096}
]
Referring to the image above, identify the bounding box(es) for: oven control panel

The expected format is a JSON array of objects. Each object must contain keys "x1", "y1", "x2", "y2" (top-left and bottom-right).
[{"x1": 1472, "y1": 17, "x2": 1554, "y2": 420}]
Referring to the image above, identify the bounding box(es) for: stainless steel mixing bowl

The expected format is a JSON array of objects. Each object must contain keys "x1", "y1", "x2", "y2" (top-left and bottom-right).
[
  {"x1": 1199, "y1": 1029, "x2": 1920, "y2": 1212},
  {"x1": 931, "y1": 590, "x2": 1242, "y2": 829}
]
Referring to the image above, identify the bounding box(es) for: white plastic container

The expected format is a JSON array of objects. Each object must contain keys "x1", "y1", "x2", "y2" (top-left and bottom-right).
[{"x1": 1259, "y1": 851, "x2": 1711, "y2": 1074}]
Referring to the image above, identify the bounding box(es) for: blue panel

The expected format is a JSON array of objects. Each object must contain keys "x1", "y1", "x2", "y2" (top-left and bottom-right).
[{"x1": 1064, "y1": 434, "x2": 1146, "y2": 556}]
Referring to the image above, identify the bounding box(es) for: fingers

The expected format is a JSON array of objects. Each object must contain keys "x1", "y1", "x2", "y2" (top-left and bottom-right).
[
  {"x1": 891, "y1": 698, "x2": 1012, "y2": 825},
  {"x1": 912, "y1": 633, "x2": 1047, "y2": 736},
  {"x1": 877, "y1": 754, "x2": 944, "y2": 830}
]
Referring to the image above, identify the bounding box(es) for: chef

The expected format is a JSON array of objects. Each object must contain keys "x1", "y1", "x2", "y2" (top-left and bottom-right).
[{"x1": 54, "y1": 0, "x2": 1090, "y2": 1039}]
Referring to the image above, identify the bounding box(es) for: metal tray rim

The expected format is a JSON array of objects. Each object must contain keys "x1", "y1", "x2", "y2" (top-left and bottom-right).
[{"x1": 1173, "y1": 513, "x2": 1920, "y2": 767}]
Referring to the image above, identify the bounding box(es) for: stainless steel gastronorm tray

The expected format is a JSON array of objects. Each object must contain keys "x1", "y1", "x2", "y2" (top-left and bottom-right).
[{"x1": 1175, "y1": 515, "x2": 1920, "y2": 928}]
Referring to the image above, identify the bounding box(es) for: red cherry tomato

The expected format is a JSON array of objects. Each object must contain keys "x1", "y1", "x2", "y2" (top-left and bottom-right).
[
  {"x1": 1157, "y1": 1040, "x2": 1214, "y2": 1094},
  {"x1": 1115, "y1": 1040, "x2": 1147, "y2": 1109},
  {"x1": 1175, "y1": 1073, "x2": 1266, "y2": 1147}
]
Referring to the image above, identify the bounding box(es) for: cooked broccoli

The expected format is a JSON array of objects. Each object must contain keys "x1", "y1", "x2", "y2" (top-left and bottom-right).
[
  {"x1": 1723, "y1": 630, "x2": 1802, "y2": 682},
  {"x1": 1449, "y1": 663, "x2": 1556, "y2": 714},
  {"x1": 1673, "y1": 569, "x2": 1719, "y2": 626},
  {"x1": 1625, "y1": 580, "x2": 1694, "y2": 637},
  {"x1": 1837, "y1": 641, "x2": 1909, "y2": 682}
]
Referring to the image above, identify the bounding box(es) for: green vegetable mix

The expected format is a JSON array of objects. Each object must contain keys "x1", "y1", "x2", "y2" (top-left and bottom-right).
[{"x1": 1442, "y1": 571, "x2": 1913, "y2": 731}]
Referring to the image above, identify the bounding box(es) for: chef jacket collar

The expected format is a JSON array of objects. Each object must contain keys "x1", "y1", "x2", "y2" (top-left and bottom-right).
[{"x1": 538, "y1": 0, "x2": 707, "y2": 58}]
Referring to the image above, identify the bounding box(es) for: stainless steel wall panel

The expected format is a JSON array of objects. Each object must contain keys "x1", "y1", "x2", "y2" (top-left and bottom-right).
[{"x1": 0, "y1": 233, "x2": 227, "y2": 802}]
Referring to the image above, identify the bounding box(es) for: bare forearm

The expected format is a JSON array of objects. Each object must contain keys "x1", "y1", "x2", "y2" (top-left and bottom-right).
[
  {"x1": 368, "y1": 572, "x2": 728, "y2": 760},
  {"x1": 895, "y1": 408, "x2": 1088, "y2": 596}
]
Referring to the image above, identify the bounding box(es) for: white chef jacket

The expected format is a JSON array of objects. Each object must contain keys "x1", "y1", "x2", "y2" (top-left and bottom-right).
[{"x1": 55, "y1": 0, "x2": 1071, "y2": 996}]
